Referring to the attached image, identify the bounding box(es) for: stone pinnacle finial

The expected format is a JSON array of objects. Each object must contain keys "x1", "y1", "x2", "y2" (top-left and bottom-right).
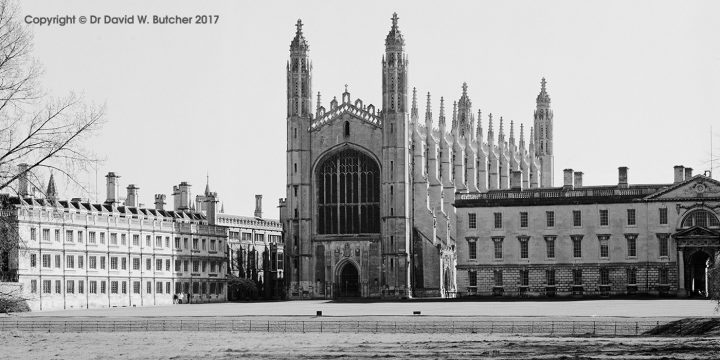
[
  {"x1": 462, "y1": 82, "x2": 468, "y2": 96},
  {"x1": 536, "y1": 77, "x2": 551, "y2": 105},
  {"x1": 510, "y1": 120, "x2": 515, "y2": 141},
  {"x1": 520, "y1": 123, "x2": 525, "y2": 145},
  {"x1": 317, "y1": 91, "x2": 321, "y2": 111},
  {"x1": 530, "y1": 126, "x2": 535, "y2": 144},
  {"x1": 290, "y1": 19, "x2": 309, "y2": 52},
  {"x1": 386, "y1": 12, "x2": 404, "y2": 48},
  {"x1": 425, "y1": 92, "x2": 432, "y2": 122},
  {"x1": 438, "y1": 97, "x2": 446, "y2": 128},
  {"x1": 392, "y1": 12, "x2": 399, "y2": 28},
  {"x1": 499, "y1": 117, "x2": 504, "y2": 136},
  {"x1": 412, "y1": 87, "x2": 417, "y2": 109},
  {"x1": 488, "y1": 113, "x2": 493, "y2": 132}
]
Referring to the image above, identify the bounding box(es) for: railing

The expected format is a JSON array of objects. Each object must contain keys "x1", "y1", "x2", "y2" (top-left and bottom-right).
[{"x1": 0, "y1": 319, "x2": 664, "y2": 336}]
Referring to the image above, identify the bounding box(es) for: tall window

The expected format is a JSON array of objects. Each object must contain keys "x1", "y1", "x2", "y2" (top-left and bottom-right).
[
  {"x1": 317, "y1": 149, "x2": 380, "y2": 234},
  {"x1": 600, "y1": 268, "x2": 610, "y2": 285},
  {"x1": 599, "y1": 209, "x2": 609, "y2": 226},
  {"x1": 545, "y1": 236, "x2": 556, "y2": 258},
  {"x1": 627, "y1": 268, "x2": 637, "y2": 285},
  {"x1": 571, "y1": 235, "x2": 583, "y2": 258},
  {"x1": 468, "y1": 271, "x2": 477, "y2": 287},
  {"x1": 520, "y1": 269, "x2": 529, "y2": 286},
  {"x1": 627, "y1": 209, "x2": 636, "y2": 226},
  {"x1": 493, "y1": 213, "x2": 502, "y2": 229},
  {"x1": 546, "y1": 269, "x2": 556, "y2": 286},
  {"x1": 468, "y1": 213, "x2": 477, "y2": 229},
  {"x1": 572, "y1": 210, "x2": 582, "y2": 227},
  {"x1": 657, "y1": 233, "x2": 669, "y2": 257},
  {"x1": 493, "y1": 237, "x2": 503, "y2": 259},
  {"x1": 468, "y1": 240, "x2": 477, "y2": 260},
  {"x1": 626, "y1": 234, "x2": 637, "y2": 257},
  {"x1": 493, "y1": 270, "x2": 503, "y2": 287},
  {"x1": 546, "y1": 211, "x2": 555, "y2": 227},
  {"x1": 572, "y1": 269, "x2": 582, "y2": 286},
  {"x1": 520, "y1": 212, "x2": 528, "y2": 228},
  {"x1": 598, "y1": 235, "x2": 610, "y2": 258},
  {"x1": 659, "y1": 208, "x2": 668, "y2": 225},
  {"x1": 659, "y1": 268, "x2": 668, "y2": 284},
  {"x1": 518, "y1": 237, "x2": 529, "y2": 259},
  {"x1": 681, "y1": 210, "x2": 720, "y2": 228}
]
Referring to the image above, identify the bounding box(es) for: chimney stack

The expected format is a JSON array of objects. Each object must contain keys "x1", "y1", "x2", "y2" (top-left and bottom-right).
[
  {"x1": 17, "y1": 163, "x2": 29, "y2": 197},
  {"x1": 684, "y1": 167, "x2": 693, "y2": 180},
  {"x1": 510, "y1": 170, "x2": 523, "y2": 190},
  {"x1": 618, "y1": 167, "x2": 628, "y2": 188},
  {"x1": 573, "y1": 171, "x2": 583, "y2": 188},
  {"x1": 154, "y1": 194, "x2": 166, "y2": 211},
  {"x1": 105, "y1": 172, "x2": 121, "y2": 205},
  {"x1": 173, "y1": 182, "x2": 192, "y2": 211},
  {"x1": 254, "y1": 194, "x2": 263, "y2": 218},
  {"x1": 563, "y1": 169, "x2": 574, "y2": 190},
  {"x1": 205, "y1": 193, "x2": 218, "y2": 225},
  {"x1": 674, "y1": 165, "x2": 685, "y2": 184},
  {"x1": 125, "y1": 185, "x2": 139, "y2": 208}
]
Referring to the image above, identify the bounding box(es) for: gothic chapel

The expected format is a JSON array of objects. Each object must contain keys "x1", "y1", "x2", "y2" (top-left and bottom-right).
[{"x1": 283, "y1": 14, "x2": 554, "y2": 299}]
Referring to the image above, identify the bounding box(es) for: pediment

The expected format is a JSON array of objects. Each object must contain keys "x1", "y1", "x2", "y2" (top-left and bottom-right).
[
  {"x1": 645, "y1": 175, "x2": 720, "y2": 200},
  {"x1": 310, "y1": 102, "x2": 381, "y2": 132},
  {"x1": 672, "y1": 226, "x2": 720, "y2": 239}
]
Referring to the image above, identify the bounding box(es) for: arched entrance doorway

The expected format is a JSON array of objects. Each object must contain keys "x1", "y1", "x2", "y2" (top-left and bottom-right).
[
  {"x1": 338, "y1": 262, "x2": 360, "y2": 297},
  {"x1": 688, "y1": 250, "x2": 711, "y2": 298}
]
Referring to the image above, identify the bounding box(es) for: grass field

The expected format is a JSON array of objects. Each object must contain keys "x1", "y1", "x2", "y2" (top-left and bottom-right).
[
  {"x1": 1, "y1": 331, "x2": 718, "y2": 359},
  {"x1": 2, "y1": 300, "x2": 718, "y2": 359},
  {"x1": 9, "y1": 299, "x2": 719, "y2": 319}
]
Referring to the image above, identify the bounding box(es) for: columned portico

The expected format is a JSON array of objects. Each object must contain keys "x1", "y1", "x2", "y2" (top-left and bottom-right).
[{"x1": 672, "y1": 226, "x2": 719, "y2": 298}]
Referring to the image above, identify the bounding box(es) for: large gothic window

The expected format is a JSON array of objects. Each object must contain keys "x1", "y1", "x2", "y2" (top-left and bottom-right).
[
  {"x1": 317, "y1": 149, "x2": 380, "y2": 234},
  {"x1": 681, "y1": 210, "x2": 720, "y2": 228}
]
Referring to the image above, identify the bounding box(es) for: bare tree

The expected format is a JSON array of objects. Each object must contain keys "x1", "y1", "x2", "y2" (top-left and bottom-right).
[{"x1": 0, "y1": 0, "x2": 105, "y2": 312}]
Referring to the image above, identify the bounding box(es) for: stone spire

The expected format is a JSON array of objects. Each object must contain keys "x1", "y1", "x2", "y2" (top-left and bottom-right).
[
  {"x1": 385, "y1": 13, "x2": 404, "y2": 48},
  {"x1": 519, "y1": 123, "x2": 525, "y2": 148},
  {"x1": 498, "y1": 116, "x2": 505, "y2": 143},
  {"x1": 46, "y1": 173, "x2": 57, "y2": 201},
  {"x1": 290, "y1": 19, "x2": 309, "y2": 54},
  {"x1": 316, "y1": 92, "x2": 321, "y2": 114},
  {"x1": 509, "y1": 120, "x2": 515, "y2": 144},
  {"x1": 411, "y1": 87, "x2": 418, "y2": 120},
  {"x1": 220, "y1": 202, "x2": 225, "y2": 213},
  {"x1": 438, "y1": 97, "x2": 446, "y2": 131},
  {"x1": 204, "y1": 174, "x2": 211, "y2": 196},
  {"x1": 536, "y1": 77, "x2": 551, "y2": 106},
  {"x1": 487, "y1": 113, "x2": 495, "y2": 147},
  {"x1": 425, "y1": 92, "x2": 432, "y2": 127},
  {"x1": 476, "y1": 109, "x2": 483, "y2": 140},
  {"x1": 451, "y1": 101, "x2": 458, "y2": 131}
]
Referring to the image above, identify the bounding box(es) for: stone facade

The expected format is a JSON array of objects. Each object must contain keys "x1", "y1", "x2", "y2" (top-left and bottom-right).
[
  {"x1": 218, "y1": 195, "x2": 284, "y2": 299},
  {"x1": 455, "y1": 167, "x2": 720, "y2": 298},
  {"x1": 0, "y1": 172, "x2": 228, "y2": 311},
  {"x1": 283, "y1": 14, "x2": 552, "y2": 299}
]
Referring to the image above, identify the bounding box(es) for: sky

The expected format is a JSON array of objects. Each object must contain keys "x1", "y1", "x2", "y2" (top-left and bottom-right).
[{"x1": 18, "y1": 0, "x2": 720, "y2": 218}]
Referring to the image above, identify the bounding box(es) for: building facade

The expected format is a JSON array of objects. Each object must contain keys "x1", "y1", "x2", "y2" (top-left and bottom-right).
[
  {"x1": 455, "y1": 166, "x2": 720, "y2": 298},
  {"x1": 0, "y1": 171, "x2": 228, "y2": 311},
  {"x1": 283, "y1": 14, "x2": 552, "y2": 299},
  {"x1": 219, "y1": 195, "x2": 284, "y2": 299}
]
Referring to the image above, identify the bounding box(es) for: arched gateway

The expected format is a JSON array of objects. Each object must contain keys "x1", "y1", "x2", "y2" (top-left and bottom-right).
[{"x1": 337, "y1": 262, "x2": 360, "y2": 298}]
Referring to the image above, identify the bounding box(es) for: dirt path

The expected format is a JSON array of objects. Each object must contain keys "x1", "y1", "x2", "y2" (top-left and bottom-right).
[{"x1": 2, "y1": 331, "x2": 718, "y2": 359}]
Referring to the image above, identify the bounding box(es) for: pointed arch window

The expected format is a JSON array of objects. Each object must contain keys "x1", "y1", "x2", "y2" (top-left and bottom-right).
[
  {"x1": 344, "y1": 121, "x2": 350, "y2": 137},
  {"x1": 317, "y1": 149, "x2": 380, "y2": 234}
]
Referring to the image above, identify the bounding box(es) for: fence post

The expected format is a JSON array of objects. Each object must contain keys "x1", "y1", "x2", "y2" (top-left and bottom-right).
[
  {"x1": 635, "y1": 322, "x2": 638, "y2": 335},
  {"x1": 530, "y1": 322, "x2": 533, "y2": 334},
  {"x1": 593, "y1": 321, "x2": 596, "y2": 335},
  {"x1": 267, "y1": 320, "x2": 270, "y2": 332},
  {"x1": 452, "y1": 322, "x2": 455, "y2": 334},
  {"x1": 491, "y1": 322, "x2": 494, "y2": 334},
  {"x1": 180, "y1": 320, "x2": 183, "y2": 331},
  {"x1": 357, "y1": 321, "x2": 359, "y2": 334},
  {"x1": 511, "y1": 322, "x2": 514, "y2": 334},
  {"x1": 249, "y1": 320, "x2": 252, "y2": 332},
  {"x1": 572, "y1": 322, "x2": 575, "y2": 335},
  {"x1": 321, "y1": 321, "x2": 323, "y2": 333},
  {"x1": 302, "y1": 321, "x2": 305, "y2": 333},
  {"x1": 394, "y1": 322, "x2": 397, "y2": 333},
  {"x1": 614, "y1": 322, "x2": 616, "y2": 336},
  {"x1": 146, "y1": 320, "x2": 149, "y2": 331}
]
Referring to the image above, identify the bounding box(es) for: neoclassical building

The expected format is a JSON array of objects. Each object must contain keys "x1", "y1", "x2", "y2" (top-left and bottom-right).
[
  {"x1": 282, "y1": 14, "x2": 553, "y2": 299},
  {"x1": 0, "y1": 171, "x2": 228, "y2": 311},
  {"x1": 455, "y1": 166, "x2": 719, "y2": 298}
]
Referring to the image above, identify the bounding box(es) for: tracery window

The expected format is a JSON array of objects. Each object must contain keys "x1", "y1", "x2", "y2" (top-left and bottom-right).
[
  {"x1": 681, "y1": 210, "x2": 720, "y2": 228},
  {"x1": 317, "y1": 149, "x2": 380, "y2": 234}
]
